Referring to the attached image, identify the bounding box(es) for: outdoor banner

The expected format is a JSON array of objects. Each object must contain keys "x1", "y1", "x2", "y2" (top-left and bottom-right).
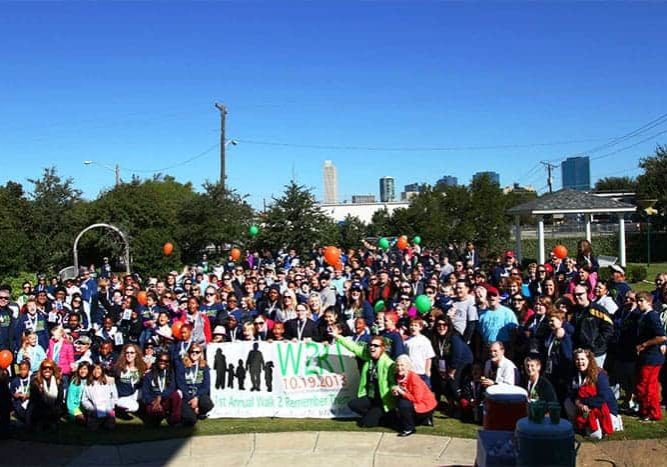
[{"x1": 206, "y1": 340, "x2": 361, "y2": 418}]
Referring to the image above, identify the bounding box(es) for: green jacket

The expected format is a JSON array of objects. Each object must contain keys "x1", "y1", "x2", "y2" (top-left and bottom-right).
[
  {"x1": 336, "y1": 336, "x2": 397, "y2": 412},
  {"x1": 66, "y1": 380, "x2": 85, "y2": 418}
]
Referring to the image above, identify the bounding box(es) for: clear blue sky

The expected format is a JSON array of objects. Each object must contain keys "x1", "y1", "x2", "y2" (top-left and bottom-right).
[{"x1": 1, "y1": 2, "x2": 666, "y2": 208}]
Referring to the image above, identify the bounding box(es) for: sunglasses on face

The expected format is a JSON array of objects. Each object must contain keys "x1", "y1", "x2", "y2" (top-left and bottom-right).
[
  {"x1": 205, "y1": 293, "x2": 216, "y2": 296},
  {"x1": 368, "y1": 344, "x2": 382, "y2": 349},
  {"x1": 190, "y1": 350, "x2": 202, "y2": 355},
  {"x1": 125, "y1": 351, "x2": 136, "y2": 355},
  {"x1": 158, "y1": 360, "x2": 170, "y2": 364}
]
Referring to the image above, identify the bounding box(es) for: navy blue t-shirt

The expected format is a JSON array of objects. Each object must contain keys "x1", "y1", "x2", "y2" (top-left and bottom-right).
[{"x1": 637, "y1": 310, "x2": 666, "y2": 366}]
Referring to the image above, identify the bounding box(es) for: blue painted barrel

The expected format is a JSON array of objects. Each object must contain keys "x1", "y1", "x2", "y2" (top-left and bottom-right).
[{"x1": 515, "y1": 417, "x2": 578, "y2": 467}]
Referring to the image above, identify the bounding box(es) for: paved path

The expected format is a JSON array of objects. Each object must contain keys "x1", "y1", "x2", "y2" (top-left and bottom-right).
[{"x1": 2, "y1": 431, "x2": 666, "y2": 466}]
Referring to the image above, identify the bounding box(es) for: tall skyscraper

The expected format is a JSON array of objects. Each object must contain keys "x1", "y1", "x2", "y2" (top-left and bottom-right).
[
  {"x1": 472, "y1": 171, "x2": 500, "y2": 185},
  {"x1": 404, "y1": 183, "x2": 423, "y2": 193},
  {"x1": 436, "y1": 175, "x2": 458, "y2": 187},
  {"x1": 323, "y1": 160, "x2": 337, "y2": 204},
  {"x1": 379, "y1": 176, "x2": 395, "y2": 202},
  {"x1": 561, "y1": 156, "x2": 590, "y2": 191}
]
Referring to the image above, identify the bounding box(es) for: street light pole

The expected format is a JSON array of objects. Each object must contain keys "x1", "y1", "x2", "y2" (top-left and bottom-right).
[
  {"x1": 84, "y1": 160, "x2": 121, "y2": 187},
  {"x1": 637, "y1": 199, "x2": 658, "y2": 267}
]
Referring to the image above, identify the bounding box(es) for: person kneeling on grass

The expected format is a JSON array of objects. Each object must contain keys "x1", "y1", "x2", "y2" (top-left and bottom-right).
[
  {"x1": 392, "y1": 355, "x2": 437, "y2": 437},
  {"x1": 175, "y1": 344, "x2": 214, "y2": 425},
  {"x1": 331, "y1": 325, "x2": 397, "y2": 428},
  {"x1": 142, "y1": 352, "x2": 182, "y2": 426},
  {"x1": 81, "y1": 363, "x2": 118, "y2": 430},
  {"x1": 565, "y1": 348, "x2": 622, "y2": 439}
]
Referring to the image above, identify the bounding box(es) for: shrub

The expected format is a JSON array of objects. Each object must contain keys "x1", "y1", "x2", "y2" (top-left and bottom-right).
[{"x1": 628, "y1": 265, "x2": 648, "y2": 283}]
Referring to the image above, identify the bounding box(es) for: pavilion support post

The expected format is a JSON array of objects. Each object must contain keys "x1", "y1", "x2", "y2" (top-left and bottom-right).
[
  {"x1": 618, "y1": 214, "x2": 626, "y2": 267},
  {"x1": 538, "y1": 216, "x2": 546, "y2": 265},
  {"x1": 514, "y1": 215, "x2": 522, "y2": 262},
  {"x1": 585, "y1": 214, "x2": 592, "y2": 243}
]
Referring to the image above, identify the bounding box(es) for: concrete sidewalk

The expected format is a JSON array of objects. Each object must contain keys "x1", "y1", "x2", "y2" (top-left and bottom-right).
[
  {"x1": 1, "y1": 432, "x2": 476, "y2": 467},
  {"x1": 2, "y1": 431, "x2": 667, "y2": 466}
]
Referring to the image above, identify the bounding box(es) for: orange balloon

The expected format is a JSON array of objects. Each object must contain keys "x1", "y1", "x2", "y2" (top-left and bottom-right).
[
  {"x1": 137, "y1": 291, "x2": 148, "y2": 306},
  {"x1": 324, "y1": 246, "x2": 341, "y2": 266},
  {"x1": 230, "y1": 247, "x2": 242, "y2": 262},
  {"x1": 163, "y1": 242, "x2": 174, "y2": 256},
  {"x1": 171, "y1": 321, "x2": 184, "y2": 340},
  {"x1": 552, "y1": 245, "x2": 568, "y2": 260},
  {"x1": 334, "y1": 260, "x2": 344, "y2": 271},
  {"x1": 396, "y1": 235, "x2": 409, "y2": 250},
  {"x1": 0, "y1": 349, "x2": 13, "y2": 370}
]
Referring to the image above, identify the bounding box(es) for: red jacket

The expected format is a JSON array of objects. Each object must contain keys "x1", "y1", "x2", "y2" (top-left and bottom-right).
[
  {"x1": 178, "y1": 312, "x2": 212, "y2": 344},
  {"x1": 398, "y1": 371, "x2": 437, "y2": 414}
]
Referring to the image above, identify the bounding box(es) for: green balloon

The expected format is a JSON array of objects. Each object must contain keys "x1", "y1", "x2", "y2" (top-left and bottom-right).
[
  {"x1": 414, "y1": 294, "x2": 431, "y2": 315},
  {"x1": 378, "y1": 237, "x2": 390, "y2": 250},
  {"x1": 249, "y1": 225, "x2": 259, "y2": 237},
  {"x1": 374, "y1": 300, "x2": 386, "y2": 313},
  {"x1": 413, "y1": 236, "x2": 422, "y2": 245}
]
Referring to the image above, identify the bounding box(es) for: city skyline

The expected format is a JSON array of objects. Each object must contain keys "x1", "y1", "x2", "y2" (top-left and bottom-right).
[{"x1": 1, "y1": 3, "x2": 664, "y2": 210}]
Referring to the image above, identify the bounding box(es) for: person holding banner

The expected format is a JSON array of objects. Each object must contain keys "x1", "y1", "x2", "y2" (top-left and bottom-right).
[{"x1": 332, "y1": 328, "x2": 396, "y2": 428}]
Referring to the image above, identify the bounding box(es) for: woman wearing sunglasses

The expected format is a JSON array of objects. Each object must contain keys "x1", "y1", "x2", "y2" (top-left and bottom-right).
[
  {"x1": 331, "y1": 327, "x2": 396, "y2": 428},
  {"x1": 27, "y1": 359, "x2": 65, "y2": 430},
  {"x1": 175, "y1": 344, "x2": 213, "y2": 425}
]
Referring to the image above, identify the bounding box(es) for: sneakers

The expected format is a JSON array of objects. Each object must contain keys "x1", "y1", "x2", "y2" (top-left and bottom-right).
[{"x1": 397, "y1": 429, "x2": 416, "y2": 437}]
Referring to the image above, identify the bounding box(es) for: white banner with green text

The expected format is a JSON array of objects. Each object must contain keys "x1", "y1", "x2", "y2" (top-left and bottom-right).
[{"x1": 207, "y1": 341, "x2": 361, "y2": 418}]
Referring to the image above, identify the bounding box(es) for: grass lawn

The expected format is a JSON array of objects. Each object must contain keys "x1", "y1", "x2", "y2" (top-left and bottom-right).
[
  {"x1": 627, "y1": 262, "x2": 667, "y2": 292},
  {"x1": 10, "y1": 411, "x2": 667, "y2": 446}
]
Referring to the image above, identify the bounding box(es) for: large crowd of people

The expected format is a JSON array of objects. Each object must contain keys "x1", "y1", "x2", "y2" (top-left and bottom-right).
[{"x1": 0, "y1": 239, "x2": 665, "y2": 439}]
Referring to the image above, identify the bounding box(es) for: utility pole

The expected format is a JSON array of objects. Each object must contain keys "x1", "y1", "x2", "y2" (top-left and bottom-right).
[
  {"x1": 540, "y1": 161, "x2": 558, "y2": 193},
  {"x1": 114, "y1": 164, "x2": 120, "y2": 187},
  {"x1": 214, "y1": 103, "x2": 227, "y2": 189}
]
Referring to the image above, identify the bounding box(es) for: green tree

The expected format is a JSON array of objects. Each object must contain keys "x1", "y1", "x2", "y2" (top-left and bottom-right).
[
  {"x1": 368, "y1": 208, "x2": 393, "y2": 237},
  {"x1": 467, "y1": 174, "x2": 510, "y2": 254},
  {"x1": 593, "y1": 176, "x2": 638, "y2": 193},
  {"x1": 260, "y1": 182, "x2": 339, "y2": 253},
  {"x1": 0, "y1": 182, "x2": 32, "y2": 277},
  {"x1": 175, "y1": 181, "x2": 254, "y2": 262},
  {"x1": 338, "y1": 215, "x2": 368, "y2": 251},
  {"x1": 27, "y1": 167, "x2": 86, "y2": 273},
  {"x1": 637, "y1": 145, "x2": 667, "y2": 230},
  {"x1": 83, "y1": 176, "x2": 197, "y2": 276}
]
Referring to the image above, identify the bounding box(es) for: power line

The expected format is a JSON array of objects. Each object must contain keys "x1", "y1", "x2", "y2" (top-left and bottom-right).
[
  {"x1": 127, "y1": 143, "x2": 219, "y2": 173},
  {"x1": 233, "y1": 137, "x2": 607, "y2": 152},
  {"x1": 547, "y1": 113, "x2": 667, "y2": 163},
  {"x1": 589, "y1": 128, "x2": 667, "y2": 162}
]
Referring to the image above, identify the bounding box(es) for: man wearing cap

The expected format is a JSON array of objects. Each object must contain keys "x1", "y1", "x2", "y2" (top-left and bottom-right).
[
  {"x1": 572, "y1": 285, "x2": 615, "y2": 368},
  {"x1": 609, "y1": 265, "x2": 631, "y2": 309},
  {"x1": 491, "y1": 251, "x2": 516, "y2": 287},
  {"x1": 79, "y1": 268, "x2": 98, "y2": 304},
  {"x1": 478, "y1": 286, "x2": 519, "y2": 347},
  {"x1": 71, "y1": 335, "x2": 94, "y2": 372}
]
